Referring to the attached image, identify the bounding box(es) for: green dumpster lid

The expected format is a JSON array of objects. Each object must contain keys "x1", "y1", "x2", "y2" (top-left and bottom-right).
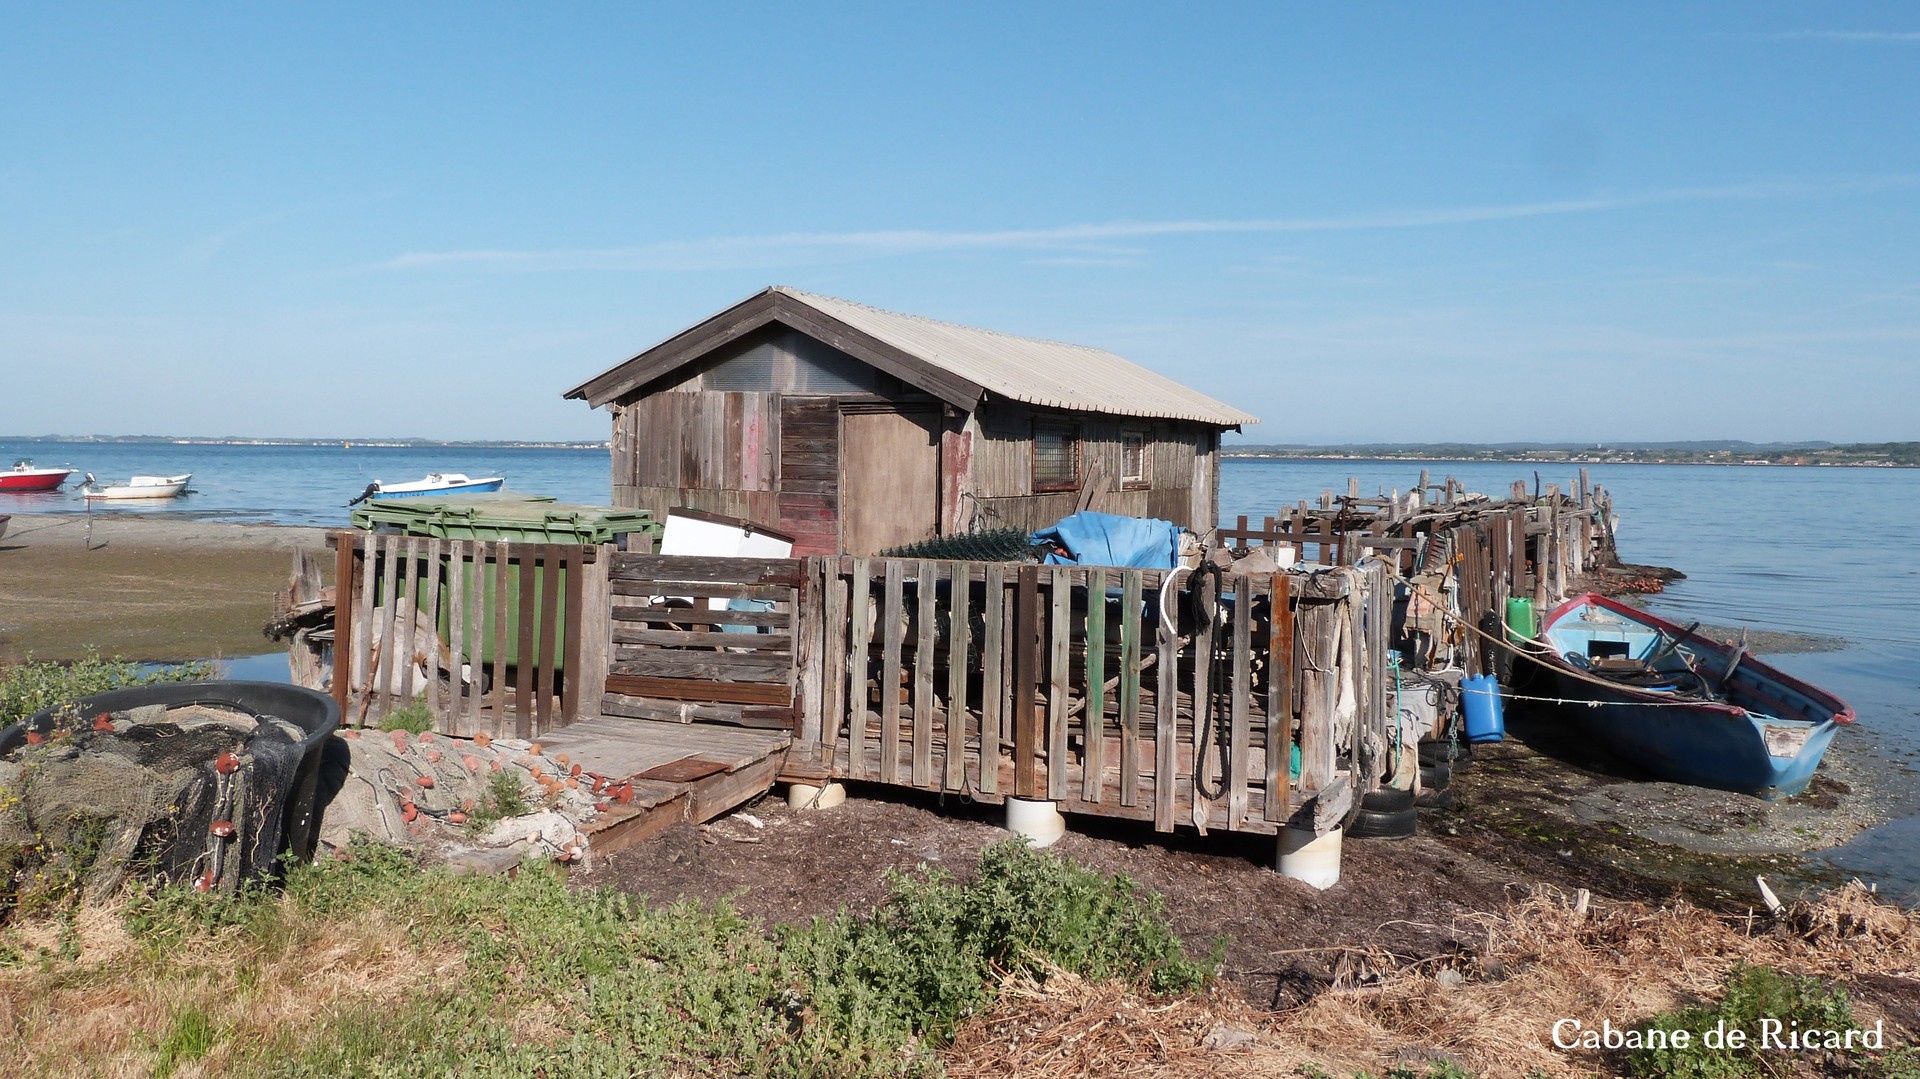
[{"x1": 350, "y1": 493, "x2": 658, "y2": 541}]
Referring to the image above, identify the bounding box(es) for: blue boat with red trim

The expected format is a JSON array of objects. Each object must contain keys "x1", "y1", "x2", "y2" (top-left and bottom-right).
[{"x1": 1531, "y1": 593, "x2": 1853, "y2": 800}]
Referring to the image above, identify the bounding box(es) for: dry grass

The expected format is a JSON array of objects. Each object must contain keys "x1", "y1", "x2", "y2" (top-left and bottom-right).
[
  {"x1": 942, "y1": 884, "x2": 1920, "y2": 1079},
  {"x1": 0, "y1": 896, "x2": 460, "y2": 1077}
]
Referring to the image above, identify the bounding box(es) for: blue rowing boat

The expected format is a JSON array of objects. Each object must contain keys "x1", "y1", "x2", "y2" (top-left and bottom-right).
[{"x1": 1532, "y1": 593, "x2": 1852, "y2": 800}]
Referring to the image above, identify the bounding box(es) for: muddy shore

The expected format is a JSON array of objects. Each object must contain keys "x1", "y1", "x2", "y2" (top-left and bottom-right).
[{"x1": 0, "y1": 512, "x2": 329, "y2": 663}]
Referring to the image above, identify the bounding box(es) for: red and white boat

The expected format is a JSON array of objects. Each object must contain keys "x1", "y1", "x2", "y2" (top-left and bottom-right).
[{"x1": 0, "y1": 461, "x2": 74, "y2": 492}]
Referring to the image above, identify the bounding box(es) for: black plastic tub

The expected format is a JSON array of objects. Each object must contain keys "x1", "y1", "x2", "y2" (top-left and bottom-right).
[{"x1": 1, "y1": 681, "x2": 340, "y2": 882}]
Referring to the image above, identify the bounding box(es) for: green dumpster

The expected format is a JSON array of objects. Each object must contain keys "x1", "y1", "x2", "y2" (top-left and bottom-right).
[{"x1": 352, "y1": 495, "x2": 660, "y2": 667}]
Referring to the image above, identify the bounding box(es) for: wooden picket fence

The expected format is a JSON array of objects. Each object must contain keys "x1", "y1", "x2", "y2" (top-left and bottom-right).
[
  {"x1": 768, "y1": 557, "x2": 1392, "y2": 836},
  {"x1": 328, "y1": 532, "x2": 611, "y2": 737}
]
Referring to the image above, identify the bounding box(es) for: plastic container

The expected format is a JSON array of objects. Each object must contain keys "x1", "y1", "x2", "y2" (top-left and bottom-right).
[
  {"x1": 1461, "y1": 674, "x2": 1505, "y2": 742},
  {"x1": 2, "y1": 681, "x2": 339, "y2": 883},
  {"x1": 1276, "y1": 825, "x2": 1343, "y2": 889},
  {"x1": 353, "y1": 494, "x2": 660, "y2": 666},
  {"x1": 1504, "y1": 597, "x2": 1538, "y2": 641}
]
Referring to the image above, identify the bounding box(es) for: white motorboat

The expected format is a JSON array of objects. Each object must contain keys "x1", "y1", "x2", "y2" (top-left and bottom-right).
[
  {"x1": 81, "y1": 473, "x2": 192, "y2": 500},
  {"x1": 347, "y1": 473, "x2": 505, "y2": 505}
]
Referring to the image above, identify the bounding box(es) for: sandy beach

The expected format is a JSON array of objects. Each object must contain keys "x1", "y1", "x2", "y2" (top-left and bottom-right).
[{"x1": 0, "y1": 513, "x2": 330, "y2": 663}]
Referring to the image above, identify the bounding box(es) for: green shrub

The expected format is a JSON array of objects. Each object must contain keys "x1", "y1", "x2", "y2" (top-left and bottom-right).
[
  {"x1": 83, "y1": 839, "x2": 1213, "y2": 1077},
  {"x1": 0, "y1": 652, "x2": 215, "y2": 725},
  {"x1": 374, "y1": 701, "x2": 434, "y2": 734},
  {"x1": 1628, "y1": 964, "x2": 1855, "y2": 1078},
  {"x1": 783, "y1": 839, "x2": 1215, "y2": 1048}
]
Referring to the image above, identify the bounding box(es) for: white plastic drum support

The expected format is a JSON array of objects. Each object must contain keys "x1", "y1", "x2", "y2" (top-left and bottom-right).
[
  {"x1": 1275, "y1": 825, "x2": 1344, "y2": 889},
  {"x1": 787, "y1": 782, "x2": 847, "y2": 811},
  {"x1": 1005, "y1": 797, "x2": 1067, "y2": 848}
]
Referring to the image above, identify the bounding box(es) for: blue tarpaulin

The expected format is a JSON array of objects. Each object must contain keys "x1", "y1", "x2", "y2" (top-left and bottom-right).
[{"x1": 1028, "y1": 511, "x2": 1181, "y2": 569}]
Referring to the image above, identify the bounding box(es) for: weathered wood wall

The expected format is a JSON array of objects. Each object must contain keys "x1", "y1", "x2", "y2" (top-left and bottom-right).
[
  {"x1": 967, "y1": 402, "x2": 1218, "y2": 534},
  {"x1": 601, "y1": 553, "x2": 804, "y2": 728},
  {"x1": 603, "y1": 334, "x2": 1232, "y2": 555}
]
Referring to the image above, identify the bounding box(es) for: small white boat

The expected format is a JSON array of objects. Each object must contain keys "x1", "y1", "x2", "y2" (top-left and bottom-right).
[
  {"x1": 347, "y1": 473, "x2": 505, "y2": 505},
  {"x1": 81, "y1": 473, "x2": 192, "y2": 500}
]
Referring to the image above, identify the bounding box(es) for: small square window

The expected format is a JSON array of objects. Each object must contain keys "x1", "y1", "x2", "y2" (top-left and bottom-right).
[
  {"x1": 1033, "y1": 421, "x2": 1081, "y2": 492},
  {"x1": 1121, "y1": 431, "x2": 1149, "y2": 487}
]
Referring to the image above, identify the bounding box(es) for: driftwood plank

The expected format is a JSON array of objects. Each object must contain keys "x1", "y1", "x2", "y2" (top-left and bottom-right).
[
  {"x1": 490, "y1": 546, "x2": 511, "y2": 736},
  {"x1": 396, "y1": 537, "x2": 422, "y2": 707},
  {"x1": 609, "y1": 554, "x2": 801, "y2": 587},
  {"x1": 1229, "y1": 574, "x2": 1252, "y2": 829},
  {"x1": 1119, "y1": 570, "x2": 1142, "y2": 808},
  {"x1": 1154, "y1": 582, "x2": 1177, "y2": 832},
  {"x1": 1082, "y1": 568, "x2": 1106, "y2": 802},
  {"x1": 536, "y1": 549, "x2": 562, "y2": 733},
  {"x1": 912, "y1": 560, "x2": 935, "y2": 787},
  {"x1": 561, "y1": 545, "x2": 584, "y2": 725},
  {"x1": 820, "y1": 560, "x2": 848, "y2": 764},
  {"x1": 794, "y1": 556, "x2": 823, "y2": 749},
  {"x1": 422, "y1": 538, "x2": 444, "y2": 719},
  {"x1": 610, "y1": 580, "x2": 795, "y2": 602},
  {"x1": 373, "y1": 536, "x2": 400, "y2": 721},
  {"x1": 944, "y1": 560, "x2": 969, "y2": 792},
  {"x1": 1013, "y1": 566, "x2": 1040, "y2": 799},
  {"x1": 331, "y1": 536, "x2": 357, "y2": 717},
  {"x1": 603, "y1": 675, "x2": 793, "y2": 707},
  {"x1": 612, "y1": 651, "x2": 795, "y2": 680},
  {"x1": 1265, "y1": 573, "x2": 1293, "y2": 821},
  {"x1": 880, "y1": 560, "x2": 904, "y2": 786},
  {"x1": 1047, "y1": 567, "x2": 1070, "y2": 802},
  {"x1": 513, "y1": 553, "x2": 536, "y2": 735},
  {"x1": 847, "y1": 558, "x2": 873, "y2": 780},
  {"x1": 981, "y1": 563, "x2": 1005, "y2": 795}
]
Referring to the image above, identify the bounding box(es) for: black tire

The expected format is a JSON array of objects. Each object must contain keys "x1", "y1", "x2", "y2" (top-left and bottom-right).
[
  {"x1": 1420, "y1": 762, "x2": 1451, "y2": 791},
  {"x1": 1415, "y1": 787, "x2": 1454, "y2": 811},
  {"x1": 1419, "y1": 739, "x2": 1472, "y2": 770},
  {"x1": 1346, "y1": 805, "x2": 1418, "y2": 839},
  {"x1": 1360, "y1": 786, "x2": 1415, "y2": 813}
]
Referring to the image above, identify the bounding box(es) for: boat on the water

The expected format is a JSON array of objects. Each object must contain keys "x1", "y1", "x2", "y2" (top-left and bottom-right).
[
  {"x1": 81, "y1": 473, "x2": 192, "y2": 500},
  {"x1": 1529, "y1": 592, "x2": 1852, "y2": 799},
  {"x1": 347, "y1": 473, "x2": 505, "y2": 505},
  {"x1": 1, "y1": 461, "x2": 74, "y2": 492}
]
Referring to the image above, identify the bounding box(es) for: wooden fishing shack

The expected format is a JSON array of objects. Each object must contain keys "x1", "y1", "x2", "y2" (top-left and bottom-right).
[{"x1": 563, "y1": 287, "x2": 1257, "y2": 555}]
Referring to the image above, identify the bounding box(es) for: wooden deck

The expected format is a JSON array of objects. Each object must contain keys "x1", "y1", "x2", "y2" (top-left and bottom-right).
[{"x1": 534, "y1": 716, "x2": 792, "y2": 857}]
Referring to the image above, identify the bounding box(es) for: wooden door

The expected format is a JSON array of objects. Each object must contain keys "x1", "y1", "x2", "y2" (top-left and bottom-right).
[{"x1": 839, "y1": 408, "x2": 940, "y2": 555}]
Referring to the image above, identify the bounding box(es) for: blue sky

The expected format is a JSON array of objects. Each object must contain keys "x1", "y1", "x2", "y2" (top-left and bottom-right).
[{"x1": 2, "y1": 4, "x2": 1916, "y2": 443}]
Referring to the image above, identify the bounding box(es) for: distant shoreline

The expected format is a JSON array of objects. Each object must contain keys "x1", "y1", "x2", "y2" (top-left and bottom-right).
[
  {"x1": 1222, "y1": 452, "x2": 1914, "y2": 468},
  {"x1": 3, "y1": 436, "x2": 607, "y2": 449}
]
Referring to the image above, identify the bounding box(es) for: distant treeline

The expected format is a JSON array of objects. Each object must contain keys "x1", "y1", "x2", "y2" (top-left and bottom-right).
[
  {"x1": 1224, "y1": 441, "x2": 1920, "y2": 466},
  {"x1": 6, "y1": 435, "x2": 607, "y2": 449}
]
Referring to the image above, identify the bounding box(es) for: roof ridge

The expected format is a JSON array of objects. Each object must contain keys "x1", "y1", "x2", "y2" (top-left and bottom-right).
[{"x1": 774, "y1": 285, "x2": 1112, "y2": 356}]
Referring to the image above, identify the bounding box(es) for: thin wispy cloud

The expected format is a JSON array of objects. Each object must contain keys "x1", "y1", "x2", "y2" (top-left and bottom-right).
[
  {"x1": 1754, "y1": 30, "x2": 1920, "y2": 42},
  {"x1": 383, "y1": 177, "x2": 1911, "y2": 274}
]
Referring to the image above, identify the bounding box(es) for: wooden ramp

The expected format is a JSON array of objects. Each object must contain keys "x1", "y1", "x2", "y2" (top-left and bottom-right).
[{"x1": 534, "y1": 717, "x2": 791, "y2": 857}]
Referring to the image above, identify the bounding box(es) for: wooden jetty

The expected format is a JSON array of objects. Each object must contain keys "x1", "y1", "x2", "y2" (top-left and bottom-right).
[{"x1": 303, "y1": 468, "x2": 1615, "y2": 851}]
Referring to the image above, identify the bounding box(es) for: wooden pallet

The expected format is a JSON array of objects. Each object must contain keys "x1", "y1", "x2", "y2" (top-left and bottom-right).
[{"x1": 534, "y1": 716, "x2": 792, "y2": 857}]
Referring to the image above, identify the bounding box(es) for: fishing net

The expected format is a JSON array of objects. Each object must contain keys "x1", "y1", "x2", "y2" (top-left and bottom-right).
[{"x1": 0, "y1": 702, "x2": 308, "y2": 896}]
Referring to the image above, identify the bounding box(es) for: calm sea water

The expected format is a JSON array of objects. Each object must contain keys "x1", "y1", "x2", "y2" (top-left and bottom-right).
[
  {"x1": 7, "y1": 441, "x2": 1915, "y2": 896},
  {"x1": 0, "y1": 440, "x2": 611, "y2": 525}
]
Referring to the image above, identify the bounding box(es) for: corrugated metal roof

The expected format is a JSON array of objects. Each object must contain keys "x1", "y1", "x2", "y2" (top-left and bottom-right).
[{"x1": 773, "y1": 287, "x2": 1257, "y2": 428}]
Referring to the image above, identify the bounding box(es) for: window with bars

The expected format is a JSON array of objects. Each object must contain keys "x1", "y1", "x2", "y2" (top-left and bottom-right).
[{"x1": 1032, "y1": 421, "x2": 1081, "y2": 491}]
